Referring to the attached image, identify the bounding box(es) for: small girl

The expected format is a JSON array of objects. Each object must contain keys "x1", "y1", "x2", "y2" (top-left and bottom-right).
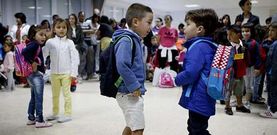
[
  {"x1": 22, "y1": 25, "x2": 52, "y2": 128},
  {"x1": 43, "y1": 18, "x2": 79, "y2": 123},
  {"x1": 3, "y1": 40, "x2": 15, "y2": 91}
]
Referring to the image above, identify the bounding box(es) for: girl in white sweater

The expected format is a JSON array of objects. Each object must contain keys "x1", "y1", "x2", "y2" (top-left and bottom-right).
[{"x1": 43, "y1": 18, "x2": 79, "y2": 123}]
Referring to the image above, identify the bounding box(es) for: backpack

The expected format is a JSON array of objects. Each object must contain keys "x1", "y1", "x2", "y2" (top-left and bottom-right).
[
  {"x1": 158, "y1": 69, "x2": 176, "y2": 88},
  {"x1": 99, "y1": 35, "x2": 135, "y2": 98},
  {"x1": 15, "y1": 43, "x2": 41, "y2": 77},
  {"x1": 184, "y1": 39, "x2": 234, "y2": 100}
]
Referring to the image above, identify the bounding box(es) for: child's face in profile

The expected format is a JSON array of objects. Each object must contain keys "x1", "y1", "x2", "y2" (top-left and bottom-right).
[
  {"x1": 269, "y1": 26, "x2": 277, "y2": 40},
  {"x1": 184, "y1": 19, "x2": 198, "y2": 40},
  {"x1": 35, "y1": 29, "x2": 47, "y2": 45},
  {"x1": 54, "y1": 22, "x2": 67, "y2": 37},
  {"x1": 134, "y1": 12, "x2": 153, "y2": 38},
  {"x1": 151, "y1": 37, "x2": 158, "y2": 45}
]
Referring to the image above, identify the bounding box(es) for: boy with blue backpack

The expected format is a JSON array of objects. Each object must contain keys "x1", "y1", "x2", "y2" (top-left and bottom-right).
[
  {"x1": 111, "y1": 3, "x2": 153, "y2": 135},
  {"x1": 175, "y1": 9, "x2": 218, "y2": 135}
]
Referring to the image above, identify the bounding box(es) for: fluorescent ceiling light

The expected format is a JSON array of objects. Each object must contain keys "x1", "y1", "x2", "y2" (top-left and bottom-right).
[
  {"x1": 28, "y1": 6, "x2": 42, "y2": 9},
  {"x1": 251, "y1": 0, "x2": 258, "y2": 4},
  {"x1": 185, "y1": 4, "x2": 200, "y2": 8}
]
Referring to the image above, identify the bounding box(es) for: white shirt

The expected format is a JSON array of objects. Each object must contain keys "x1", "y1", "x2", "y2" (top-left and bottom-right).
[
  {"x1": 9, "y1": 23, "x2": 30, "y2": 43},
  {"x1": 43, "y1": 36, "x2": 79, "y2": 77},
  {"x1": 230, "y1": 39, "x2": 243, "y2": 52}
]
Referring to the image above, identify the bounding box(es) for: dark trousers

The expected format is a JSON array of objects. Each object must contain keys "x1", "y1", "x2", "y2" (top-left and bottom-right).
[
  {"x1": 268, "y1": 74, "x2": 277, "y2": 113},
  {"x1": 187, "y1": 111, "x2": 211, "y2": 135},
  {"x1": 157, "y1": 49, "x2": 179, "y2": 72}
]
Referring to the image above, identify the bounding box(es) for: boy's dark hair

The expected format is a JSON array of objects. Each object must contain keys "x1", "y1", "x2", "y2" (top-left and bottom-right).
[
  {"x1": 100, "y1": 15, "x2": 110, "y2": 24},
  {"x1": 239, "y1": 0, "x2": 248, "y2": 7},
  {"x1": 157, "y1": 17, "x2": 163, "y2": 25},
  {"x1": 4, "y1": 40, "x2": 14, "y2": 51},
  {"x1": 164, "y1": 15, "x2": 173, "y2": 21},
  {"x1": 126, "y1": 3, "x2": 153, "y2": 27},
  {"x1": 185, "y1": 9, "x2": 218, "y2": 36},
  {"x1": 241, "y1": 22, "x2": 254, "y2": 29},
  {"x1": 227, "y1": 24, "x2": 241, "y2": 34},
  {"x1": 178, "y1": 23, "x2": 184, "y2": 29},
  {"x1": 98, "y1": 23, "x2": 113, "y2": 39},
  {"x1": 28, "y1": 25, "x2": 46, "y2": 41},
  {"x1": 14, "y1": 12, "x2": 27, "y2": 24}
]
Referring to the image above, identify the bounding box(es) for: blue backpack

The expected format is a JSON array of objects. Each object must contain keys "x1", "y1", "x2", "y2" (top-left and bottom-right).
[
  {"x1": 185, "y1": 39, "x2": 234, "y2": 100},
  {"x1": 99, "y1": 35, "x2": 135, "y2": 98}
]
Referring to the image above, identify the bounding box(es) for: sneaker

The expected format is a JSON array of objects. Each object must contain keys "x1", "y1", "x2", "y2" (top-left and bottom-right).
[
  {"x1": 57, "y1": 116, "x2": 72, "y2": 123},
  {"x1": 46, "y1": 115, "x2": 58, "y2": 121},
  {"x1": 26, "y1": 120, "x2": 36, "y2": 125},
  {"x1": 236, "y1": 106, "x2": 251, "y2": 113},
  {"x1": 259, "y1": 110, "x2": 277, "y2": 119},
  {"x1": 35, "y1": 121, "x2": 52, "y2": 128},
  {"x1": 225, "y1": 107, "x2": 233, "y2": 115}
]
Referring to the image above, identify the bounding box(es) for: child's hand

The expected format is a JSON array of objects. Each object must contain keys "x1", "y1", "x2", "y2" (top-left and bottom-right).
[
  {"x1": 132, "y1": 89, "x2": 141, "y2": 97},
  {"x1": 32, "y1": 62, "x2": 38, "y2": 72}
]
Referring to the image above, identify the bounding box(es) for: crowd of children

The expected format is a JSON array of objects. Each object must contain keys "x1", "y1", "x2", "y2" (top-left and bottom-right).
[{"x1": 0, "y1": 0, "x2": 277, "y2": 134}]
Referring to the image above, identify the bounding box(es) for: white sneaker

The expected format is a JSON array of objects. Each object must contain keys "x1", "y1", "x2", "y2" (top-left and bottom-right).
[
  {"x1": 259, "y1": 110, "x2": 277, "y2": 119},
  {"x1": 46, "y1": 115, "x2": 58, "y2": 121},
  {"x1": 35, "y1": 121, "x2": 52, "y2": 128},
  {"x1": 26, "y1": 120, "x2": 36, "y2": 125},
  {"x1": 57, "y1": 116, "x2": 72, "y2": 123}
]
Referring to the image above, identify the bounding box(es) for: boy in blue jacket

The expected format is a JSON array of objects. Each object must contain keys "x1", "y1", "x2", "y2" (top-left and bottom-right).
[
  {"x1": 175, "y1": 9, "x2": 218, "y2": 135},
  {"x1": 113, "y1": 3, "x2": 153, "y2": 135}
]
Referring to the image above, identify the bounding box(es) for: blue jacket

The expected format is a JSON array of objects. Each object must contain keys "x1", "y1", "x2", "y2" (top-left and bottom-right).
[
  {"x1": 266, "y1": 40, "x2": 277, "y2": 82},
  {"x1": 22, "y1": 41, "x2": 45, "y2": 73},
  {"x1": 175, "y1": 37, "x2": 217, "y2": 117},
  {"x1": 113, "y1": 29, "x2": 146, "y2": 95}
]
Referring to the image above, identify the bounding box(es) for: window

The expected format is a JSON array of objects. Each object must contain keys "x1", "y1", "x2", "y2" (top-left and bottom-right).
[
  {"x1": 37, "y1": 0, "x2": 51, "y2": 24},
  {"x1": 20, "y1": 0, "x2": 36, "y2": 24}
]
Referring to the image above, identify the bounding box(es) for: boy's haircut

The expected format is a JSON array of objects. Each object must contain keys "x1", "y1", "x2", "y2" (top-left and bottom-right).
[
  {"x1": 52, "y1": 18, "x2": 69, "y2": 38},
  {"x1": 266, "y1": 17, "x2": 272, "y2": 24},
  {"x1": 4, "y1": 40, "x2": 14, "y2": 51},
  {"x1": 185, "y1": 9, "x2": 218, "y2": 36},
  {"x1": 178, "y1": 23, "x2": 184, "y2": 29},
  {"x1": 269, "y1": 21, "x2": 277, "y2": 29},
  {"x1": 164, "y1": 15, "x2": 173, "y2": 21},
  {"x1": 227, "y1": 24, "x2": 241, "y2": 34},
  {"x1": 241, "y1": 22, "x2": 254, "y2": 29},
  {"x1": 126, "y1": 3, "x2": 153, "y2": 27},
  {"x1": 28, "y1": 25, "x2": 45, "y2": 41},
  {"x1": 239, "y1": 0, "x2": 248, "y2": 7}
]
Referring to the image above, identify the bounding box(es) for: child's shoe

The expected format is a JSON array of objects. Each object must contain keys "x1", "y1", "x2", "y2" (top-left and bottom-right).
[
  {"x1": 46, "y1": 115, "x2": 58, "y2": 121},
  {"x1": 259, "y1": 110, "x2": 277, "y2": 119},
  {"x1": 236, "y1": 106, "x2": 251, "y2": 113},
  {"x1": 26, "y1": 120, "x2": 36, "y2": 125},
  {"x1": 225, "y1": 107, "x2": 233, "y2": 115},
  {"x1": 35, "y1": 121, "x2": 52, "y2": 128},
  {"x1": 57, "y1": 116, "x2": 72, "y2": 123}
]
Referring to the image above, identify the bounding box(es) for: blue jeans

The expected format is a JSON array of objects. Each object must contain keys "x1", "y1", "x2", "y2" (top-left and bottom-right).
[
  {"x1": 27, "y1": 72, "x2": 44, "y2": 122},
  {"x1": 253, "y1": 74, "x2": 262, "y2": 101}
]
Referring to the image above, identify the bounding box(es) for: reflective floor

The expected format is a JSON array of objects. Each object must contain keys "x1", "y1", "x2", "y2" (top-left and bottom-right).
[{"x1": 0, "y1": 80, "x2": 276, "y2": 135}]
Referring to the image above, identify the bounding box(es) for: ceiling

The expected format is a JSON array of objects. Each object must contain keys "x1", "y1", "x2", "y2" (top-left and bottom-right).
[{"x1": 108, "y1": 0, "x2": 277, "y2": 12}]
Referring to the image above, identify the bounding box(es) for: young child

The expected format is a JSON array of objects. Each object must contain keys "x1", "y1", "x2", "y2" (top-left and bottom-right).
[
  {"x1": 241, "y1": 23, "x2": 263, "y2": 106},
  {"x1": 3, "y1": 40, "x2": 15, "y2": 91},
  {"x1": 174, "y1": 9, "x2": 218, "y2": 134},
  {"x1": 224, "y1": 25, "x2": 251, "y2": 115},
  {"x1": 22, "y1": 25, "x2": 52, "y2": 128},
  {"x1": 260, "y1": 22, "x2": 277, "y2": 118},
  {"x1": 43, "y1": 18, "x2": 79, "y2": 123},
  {"x1": 113, "y1": 3, "x2": 153, "y2": 135}
]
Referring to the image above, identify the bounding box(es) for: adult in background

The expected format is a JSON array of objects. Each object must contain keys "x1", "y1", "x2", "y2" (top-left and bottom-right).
[
  {"x1": 9, "y1": 12, "x2": 30, "y2": 44},
  {"x1": 235, "y1": 0, "x2": 260, "y2": 27}
]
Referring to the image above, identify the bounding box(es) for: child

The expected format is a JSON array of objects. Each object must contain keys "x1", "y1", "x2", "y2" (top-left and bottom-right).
[
  {"x1": 174, "y1": 9, "x2": 218, "y2": 134},
  {"x1": 3, "y1": 40, "x2": 15, "y2": 91},
  {"x1": 22, "y1": 25, "x2": 52, "y2": 128},
  {"x1": 259, "y1": 22, "x2": 277, "y2": 118},
  {"x1": 114, "y1": 3, "x2": 153, "y2": 135},
  {"x1": 43, "y1": 18, "x2": 79, "y2": 123},
  {"x1": 224, "y1": 25, "x2": 251, "y2": 115},
  {"x1": 241, "y1": 23, "x2": 263, "y2": 106}
]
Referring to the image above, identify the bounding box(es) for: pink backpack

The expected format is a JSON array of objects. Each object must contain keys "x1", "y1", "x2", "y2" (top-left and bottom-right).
[
  {"x1": 158, "y1": 72, "x2": 175, "y2": 88},
  {"x1": 14, "y1": 43, "x2": 40, "y2": 77}
]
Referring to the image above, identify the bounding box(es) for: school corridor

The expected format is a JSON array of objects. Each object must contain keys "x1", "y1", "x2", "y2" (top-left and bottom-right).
[{"x1": 0, "y1": 81, "x2": 276, "y2": 135}]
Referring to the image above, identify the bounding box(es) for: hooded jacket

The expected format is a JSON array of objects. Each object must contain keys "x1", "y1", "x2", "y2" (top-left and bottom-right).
[
  {"x1": 175, "y1": 37, "x2": 217, "y2": 117},
  {"x1": 113, "y1": 29, "x2": 146, "y2": 95}
]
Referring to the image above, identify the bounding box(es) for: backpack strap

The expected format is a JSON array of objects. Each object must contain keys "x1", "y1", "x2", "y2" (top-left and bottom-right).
[
  {"x1": 185, "y1": 39, "x2": 217, "y2": 97},
  {"x1": 114, "y1": 35, "x2": 136, "y2": 88}
]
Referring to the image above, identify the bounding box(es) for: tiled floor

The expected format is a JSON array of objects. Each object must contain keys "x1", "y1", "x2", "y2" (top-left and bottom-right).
[{"x1": 0, "y1": 80, "x2": 276, "y2": 135}]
